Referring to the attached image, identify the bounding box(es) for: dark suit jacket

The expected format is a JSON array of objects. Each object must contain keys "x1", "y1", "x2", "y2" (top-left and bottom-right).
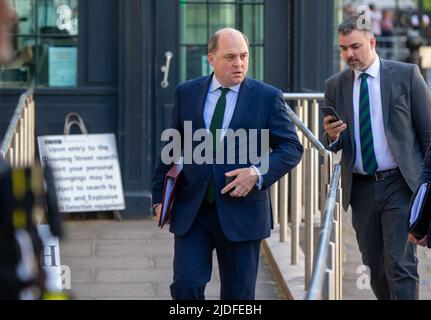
[
  {"x1": 321, "y1": 59, "x2": 431, "y2": 211},
  {"x1": 152, "y1": 75, "x2": 303, "y2": 242}
]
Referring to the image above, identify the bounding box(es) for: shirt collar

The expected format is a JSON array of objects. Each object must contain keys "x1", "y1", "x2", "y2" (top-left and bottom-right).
[
  {"x1": 209, "y1": 75, "x2": 241, "y2": 93},
  {"x1": 354, "y1": 55, "x2": 380, "y2": 80}
]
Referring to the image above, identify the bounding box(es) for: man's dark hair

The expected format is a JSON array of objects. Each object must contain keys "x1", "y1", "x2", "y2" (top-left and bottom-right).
[{"x1": 338, "y1": 14, "x2": 373, "y2": 36}]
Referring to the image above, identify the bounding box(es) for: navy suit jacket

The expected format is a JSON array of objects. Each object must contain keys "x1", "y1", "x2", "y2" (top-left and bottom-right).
[{"x1": 152, "y1": 75, "x2": 303, "y2": 242}]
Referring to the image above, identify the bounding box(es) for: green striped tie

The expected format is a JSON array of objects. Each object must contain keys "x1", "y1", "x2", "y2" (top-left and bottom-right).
[
  {"x1": 359, "y1": 73, "x2": 378, "y2": 175},
  {"x1": 205, "y1": 87, "x2": 230, "y2": 204}
]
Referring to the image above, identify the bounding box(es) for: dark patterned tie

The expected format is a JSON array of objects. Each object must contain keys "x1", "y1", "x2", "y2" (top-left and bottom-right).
[
  {"x1": 359, "y1": 73, "x2": 378, "y2": 175},
  {"x1": 205, "y1": 87, "x2": 230, "y2": 204}
]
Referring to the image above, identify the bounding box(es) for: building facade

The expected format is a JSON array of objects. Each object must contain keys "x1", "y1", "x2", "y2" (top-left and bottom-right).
[{"x1": 0, "y1": 0, "x2": 339, "y2": 217}]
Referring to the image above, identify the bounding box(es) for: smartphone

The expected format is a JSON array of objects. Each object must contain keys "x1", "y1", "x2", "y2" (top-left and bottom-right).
[{"x1": 320, "y1": 106, "x2": 342, "y2": 123}]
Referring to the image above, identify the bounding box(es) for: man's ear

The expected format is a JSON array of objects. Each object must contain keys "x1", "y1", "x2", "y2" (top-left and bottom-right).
[
  {"x1": 208, "y1": 53, "x2": 214, "y2": 66},
  {"x1": 370, "y1": 35, "x2": 376, "y2": 49}
]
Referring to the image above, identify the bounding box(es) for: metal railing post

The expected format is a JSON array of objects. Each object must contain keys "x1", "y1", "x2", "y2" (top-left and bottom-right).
[
  {"x1": 279, "y1": 174, "x2": 288, "y2": 242},
  {"x1": 270, "y1": 183, "x2": 279, "y2": 225},
  {"x1": 1, "y1": 90, "x2": 35, "y2": 167},
  {"x1": 304, "y1": 145, "x2": 313, "y2": 289}
]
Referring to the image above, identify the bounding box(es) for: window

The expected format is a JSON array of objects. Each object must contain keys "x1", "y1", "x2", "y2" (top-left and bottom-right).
[
  {"x1": 0, "y1": 0, "x2": 78, "y2": 88},
  {"x1": 180, "y1": 0, "x2": 264, "y2": 82}
]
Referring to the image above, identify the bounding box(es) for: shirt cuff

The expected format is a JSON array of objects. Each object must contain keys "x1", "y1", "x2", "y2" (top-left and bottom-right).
[
  {"x1": 251, "y1": 165, "x2": 263, "y2": 190},
  {"x1": 328, "y1": 136, "x2": 340, "y2": 148}
]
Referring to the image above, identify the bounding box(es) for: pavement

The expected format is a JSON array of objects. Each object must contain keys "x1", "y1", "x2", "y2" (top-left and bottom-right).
[
  {"x1": 60, "y1": 211, "x2": 431, "y2": 300},
  {"x1": 342, "y1": 210, "x2": 431, "y2": 300},
  {"x1": 60, "y1": 217, "x2": 283, "y2": 300}
]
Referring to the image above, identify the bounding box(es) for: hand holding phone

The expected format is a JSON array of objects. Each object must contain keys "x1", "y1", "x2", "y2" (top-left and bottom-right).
[
  {"x1": 320, "y1": 106, "x2": 342, "y2": 122},
  {"x1": 321, "y1": 105, "x2": 347, "y2": 141}
]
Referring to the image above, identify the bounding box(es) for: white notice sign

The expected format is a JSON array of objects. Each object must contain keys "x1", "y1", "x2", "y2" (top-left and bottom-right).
[{"x1": 37, "y1": 134, "x2": 126, "y2": 213}]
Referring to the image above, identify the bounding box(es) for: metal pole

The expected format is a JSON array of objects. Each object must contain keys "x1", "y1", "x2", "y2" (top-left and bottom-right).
[
  {"x1": 304, "y1": 146, "x2": 313, "y2": 289},
  {"x1": 270, "y1": 183, "x2": 279, "y2": 225},
  {"x1": 279, "y1": 174, "x2": 288, "y2": 242},
  {"x1": 290, "y1": 155, "x2": 301, "y2": 265}
]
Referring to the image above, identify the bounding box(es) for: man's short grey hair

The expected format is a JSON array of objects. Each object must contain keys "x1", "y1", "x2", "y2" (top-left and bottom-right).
[
  {"x1": 208, "y1": 29, "x2": 249, "y2": 53},
  {"x1": 338, "y1": 14, "x2": 373, "y2": 36}
]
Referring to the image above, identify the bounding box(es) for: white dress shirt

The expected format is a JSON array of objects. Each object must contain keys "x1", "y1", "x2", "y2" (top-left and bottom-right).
[
  {"x1": 352, "y1": 56, "x2": 397, "y2": 174},
  {"x1": 204, "y1": 76, "x2": 263, "y2": 188}
]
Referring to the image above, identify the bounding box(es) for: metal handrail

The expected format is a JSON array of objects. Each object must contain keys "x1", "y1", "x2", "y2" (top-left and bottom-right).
[
  {"x1": 283, "y1": 93, "x2": 325, "y2": 100},
  {"x1": 0, "y1": 89, "x2": 35, "y2": 166},
  {"x1": 284, "y1": 102, "x2": 327, "y2": 156},
  {"x1": 267, "y1": 93, "x2": 343, "y2": 300},
  {"x1": 306, "y1": 163, "x2": 342, "y2": 300}
]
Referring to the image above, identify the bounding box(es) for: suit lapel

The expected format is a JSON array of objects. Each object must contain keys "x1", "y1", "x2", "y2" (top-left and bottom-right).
[
  {"x1": 228, "y1": 77, "x2": 255, "y2": 131},
  {"x1": 380, "y1": 59, "x2": 392, "y2": 129},
  {"x1": 342, "y1": 69, "x2": 355, "y2": 154},
  {"x1": 194, "y1": 74, "x2": 213, "y2": 130}
]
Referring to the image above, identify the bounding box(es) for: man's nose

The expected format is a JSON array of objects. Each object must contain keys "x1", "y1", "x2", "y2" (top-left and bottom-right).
[
  {"x1": 345, "y1": 48, "x2": 354, "y2": 58},
  {"x1": 233, "y1": 56, "x2": 242, "y2": 67}
]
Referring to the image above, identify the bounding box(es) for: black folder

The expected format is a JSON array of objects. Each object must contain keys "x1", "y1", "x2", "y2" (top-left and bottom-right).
[{"x1": 408, "y1": 183, "x2": 431, "y2": 240}]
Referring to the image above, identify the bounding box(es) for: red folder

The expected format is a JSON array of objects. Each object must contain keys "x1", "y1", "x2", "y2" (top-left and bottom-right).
[{"x1": 159, "y1": 163, "x2": 183, "y2": 228}]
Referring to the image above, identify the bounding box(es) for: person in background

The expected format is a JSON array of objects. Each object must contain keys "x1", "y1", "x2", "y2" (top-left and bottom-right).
[
  {"x1": 0, "y1": 0, "x2": 16, "y2": 64},
  {"x1": 380, "y1": 10, "x2": 395, "y2": 49},
  {"x1": 369, "y1": 4, "x2": 382, "y2": 37}
]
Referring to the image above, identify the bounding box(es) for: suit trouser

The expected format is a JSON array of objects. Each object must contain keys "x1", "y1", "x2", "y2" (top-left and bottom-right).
[
  {"x1": 350, "y1": 171, "x2": 419, "y2": 300},
  {"x1": 170, "y1": 201, "x2": 261, "y2": 300}
]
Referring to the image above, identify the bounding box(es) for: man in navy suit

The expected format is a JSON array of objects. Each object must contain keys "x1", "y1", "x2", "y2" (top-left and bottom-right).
[{"x1": 152, "y1": 28, "x2": 303, "y2": 300}]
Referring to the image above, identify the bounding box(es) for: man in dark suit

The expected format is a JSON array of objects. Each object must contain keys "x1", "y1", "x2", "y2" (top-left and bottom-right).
[
  {"x1": 321, "y1": 14, "x2": 431, "y2": 299},
  {"x1": 152, "y1": 28, "x2": 303, "y2": 300}
]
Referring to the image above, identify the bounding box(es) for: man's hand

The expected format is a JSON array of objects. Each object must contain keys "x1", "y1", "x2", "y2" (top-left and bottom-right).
[
  {"x1": 154, "y1": 203, "x2": 171, "y2": 225},
  {"x1": 323, "y1": 116, "x2": 347, "y2": 142},
  {"x1": 154, "y1": 203, "x2": 162, "y2": 222},
  {"x1": 221, "y1": 168, "x2": 258, "y2": 198},
  {"x1": 408, "y1": 233, "x2": 428, "y2": 247}
]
